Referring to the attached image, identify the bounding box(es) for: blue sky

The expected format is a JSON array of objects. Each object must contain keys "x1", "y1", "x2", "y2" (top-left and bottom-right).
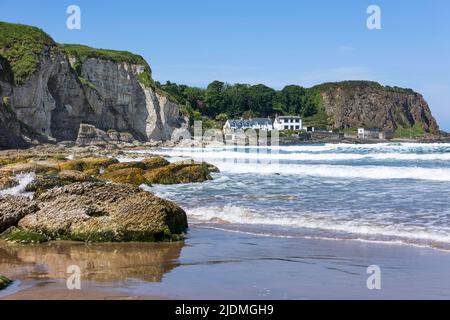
[{"x1": 1, "y1": 0, "x2": 449, "y2": 130}]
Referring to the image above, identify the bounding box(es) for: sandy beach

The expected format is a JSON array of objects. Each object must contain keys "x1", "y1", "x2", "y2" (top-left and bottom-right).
[{"x1": 2, "y1": 225, "x2": 450, "y2": 300}]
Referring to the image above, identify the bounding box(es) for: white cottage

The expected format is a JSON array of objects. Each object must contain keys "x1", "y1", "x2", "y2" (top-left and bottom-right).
[{"x1": 273, "y1": 116, "x2": 303, "y2": 131}]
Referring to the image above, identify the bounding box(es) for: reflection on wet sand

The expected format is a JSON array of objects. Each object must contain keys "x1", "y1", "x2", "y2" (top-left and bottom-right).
[{"x1": 0, "y1": 241, "x2": 184, "y2": 284}]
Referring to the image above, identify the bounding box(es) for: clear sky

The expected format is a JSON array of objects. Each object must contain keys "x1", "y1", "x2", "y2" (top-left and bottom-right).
[{"x1": 1, "y1": 0, "x2": 449, "y2": 130}]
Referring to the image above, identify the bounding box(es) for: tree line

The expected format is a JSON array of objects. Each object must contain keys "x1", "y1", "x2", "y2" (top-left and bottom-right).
[{"x1": 157, "y1": 81, "x2": 320, "y2": 123}]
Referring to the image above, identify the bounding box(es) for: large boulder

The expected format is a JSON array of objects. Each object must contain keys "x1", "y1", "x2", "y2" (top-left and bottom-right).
[
  {"x1": 16, "y1": 182, "x2": 188, "y2": 242},
  {"x1": 0, "y1": 195, "x2": 38, "y2": 233}
]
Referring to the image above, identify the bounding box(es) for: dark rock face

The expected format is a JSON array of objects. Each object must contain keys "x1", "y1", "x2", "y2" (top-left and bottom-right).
[
  {"x1": 316, "y1": 82, "x2": 439, "y2": 134},
  {"x1": 0, "y1": 56, "x2": 28, "y2": 149},
  {"x1": 0, "y1": 23, "x2": 187, "y2": 147}
]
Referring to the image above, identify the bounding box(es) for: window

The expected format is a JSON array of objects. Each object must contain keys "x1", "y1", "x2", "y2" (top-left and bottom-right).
[
  {"x1": 295, "y1": 126, "x2": 300, "y2": 130},
  {"x1": 295, "y1": 119, "x2": 299, "y2": 123}
]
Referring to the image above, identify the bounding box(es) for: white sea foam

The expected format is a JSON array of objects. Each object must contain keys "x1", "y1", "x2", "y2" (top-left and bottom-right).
[
  {"x1": 149, "y1": 149, "x2": 450, "y2": 162},
  {"x1": 147, "y1": 142, "x2": 450, "y2": 154},
  {"x1": 187, "y1": 205, "x2": 450, "y2": 246},
  {"x1": 0, "y1": 172, "x2": 35, "y2": 197},
  {"x1": 211, "y1": 162, "x2": 450, "y2": 181}
]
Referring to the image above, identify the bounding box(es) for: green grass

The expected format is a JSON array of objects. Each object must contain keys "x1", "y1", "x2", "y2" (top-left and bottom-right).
[
  {"x1": 312, "y1": 80, "x2": 415, "y2": 95},
  {"x1": 395, "y1": 124, "x2": 426, "y2": 138},
  {"x1": 343, "y1": 128, "x2": 358, "y2": 135},
  {"x1": 77, "y1": 76, "x2": 97, "y2": 90},
  {"x1": 0, "y1": 21, "x2": 55, "y2": 85},
  {"x1": 60, "y1": 44, "x2": 149, "y2": 66},
  {"x1": 1, "y1": 228, "x2": 51, "y2": 244}
]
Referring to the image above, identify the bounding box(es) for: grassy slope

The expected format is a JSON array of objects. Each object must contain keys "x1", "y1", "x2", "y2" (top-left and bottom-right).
[{"x1": 0, "y1": 22, "x2": 55, "y2": 85}]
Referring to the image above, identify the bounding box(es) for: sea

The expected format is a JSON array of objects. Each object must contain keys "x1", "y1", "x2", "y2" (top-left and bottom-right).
[{"x1": 136, "y1": 143, "x2": 450, "y2": 251}]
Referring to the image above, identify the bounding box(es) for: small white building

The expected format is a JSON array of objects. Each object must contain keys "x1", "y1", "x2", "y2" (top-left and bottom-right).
[
  {"x1": 223, "y1": 118, "x2": 273, "y2": 131},
  {"x1": 273, "y1": 116, "x2": 303, "y2": 131},
  {"x1": 358, "y1": 128, "x2": 380, "y2": 139}
]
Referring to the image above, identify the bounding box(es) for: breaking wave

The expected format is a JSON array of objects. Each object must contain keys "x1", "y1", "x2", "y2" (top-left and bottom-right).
[
  {"x1": 0, "y1": 172, "x2": 35, "y2": 197},
  {"x1": 187, "y1": 205, "x2": 450, "y2": 250}
]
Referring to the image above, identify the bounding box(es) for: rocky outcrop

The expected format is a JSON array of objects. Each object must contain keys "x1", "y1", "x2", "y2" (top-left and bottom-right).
[
  {"x1": 75, "y1": 124, "x2": 135, "y2": 146},
  {"x1": 0, "y1": 22, "x2": 187, "y2": 147},
  {"x1": 17, "y1": 182, "x2": 188, "y2": 242},
  {"x1": 314, "y1": 81, "x2": 439, "y2": 134},
  {"x1": 0, "y1": 195, "x2": 38, "y2": 233},
  {"x1": 0, "y1": 275, "x2": 11, "y2": 290},
  {"x1": 0, "y1": 152, "x2": 222, "y2": 243}
]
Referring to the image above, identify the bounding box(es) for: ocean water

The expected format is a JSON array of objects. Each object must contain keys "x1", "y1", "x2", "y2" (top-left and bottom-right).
[{"x1": 138, "y1": 143, "x2": 450, "y2": 251}]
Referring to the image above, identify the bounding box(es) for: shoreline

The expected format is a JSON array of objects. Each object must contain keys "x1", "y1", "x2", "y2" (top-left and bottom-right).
[{"x1": 2, "y1": 226, "x2": 450, "y2": 300}]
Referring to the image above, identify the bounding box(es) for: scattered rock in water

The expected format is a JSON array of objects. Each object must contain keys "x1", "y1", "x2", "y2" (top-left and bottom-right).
[
  {"x1": 0, "y1": 275, "x2": 12, "y2": 290},
  {"x1": 16, "y1": 182, "x2": 188, "y2": 242},
  {"x1": 0, "y1": 195, "x2": 38, "y2": 233}
]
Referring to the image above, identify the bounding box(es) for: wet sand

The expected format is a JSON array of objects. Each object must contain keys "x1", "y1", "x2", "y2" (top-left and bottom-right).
[{"x1": 2, "y1": 225, "x2": 450, "y2": 300}]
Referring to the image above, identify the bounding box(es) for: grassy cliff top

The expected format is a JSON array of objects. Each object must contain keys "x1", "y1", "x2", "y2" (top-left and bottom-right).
[
  {"x1": 311, "y1": 80, "x2": 415, "y2": 94},
  {"x1": 0, "y1": 22, "x2": 55, "y2": 85},
  {"x1": 60, "y1": 44, "x2": 150, "y2": 67},
  {"x1": 0, "y1": 21, "x2": 153, "y2": 85}
]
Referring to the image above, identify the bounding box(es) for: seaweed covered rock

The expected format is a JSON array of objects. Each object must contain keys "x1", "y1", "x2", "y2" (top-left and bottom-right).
[
  {"x1": 0, "y1": 275, "x2": 12, "y2": 290},
  {"x1": 143, "y1": 161, "x2": 214, "y2": 184},
  {"x1": 16, "y1": 182, "x2": 188, "y2": 242},
  {"x1": 97, "y1": 168, "x2": 149, "y2": 186},
  {"x1": 0, "y1": 195, "x2": 38, "y2": 233},
  {"x1": 104, "y1": 157, "x2": 169, "y2": 172},
  {"x1": 0, "y1": 161, "x2": 58, "y2": 176},
  {"x1": 25, "y1": 170, "x2": 96, "y2": 197},
  {"x1": 54, "y1": 158, "x2": 119, "y2": 173}
]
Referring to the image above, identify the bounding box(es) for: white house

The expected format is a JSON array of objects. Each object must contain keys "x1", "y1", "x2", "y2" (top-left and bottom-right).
[
  {"x1": 223, "y1": 118, "x2": 274, "y2": 131},
  {"x1": 273, "y1": 116, "x2": 303, "y2": 131}
]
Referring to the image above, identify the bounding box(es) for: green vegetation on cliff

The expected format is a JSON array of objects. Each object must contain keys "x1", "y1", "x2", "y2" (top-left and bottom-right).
[
  {"x1": 312, "y1": 80, "x2": 415, "y2": 94},
  {"x1": 60, "y1": 44, "x2": 149, "y2": 66},
  {"x1": 60, "y1": 43, "x2": 158, "y2": 91},
  {"x1": 395, "y1": 124, "x2": 426, "y2": 138},
  {"x1": 0, "y1": 22, "x2": 55, "y2": 85}
]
